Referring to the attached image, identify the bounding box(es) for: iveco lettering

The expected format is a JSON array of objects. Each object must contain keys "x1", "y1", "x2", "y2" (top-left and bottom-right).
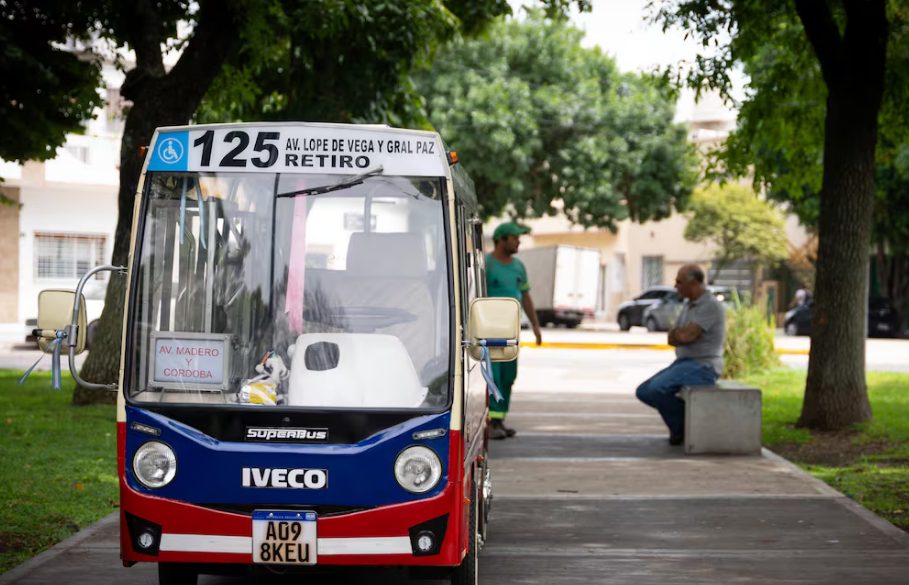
[
  {"x1": 241, "y1": 468, "x2": 328, "y2": 489},
  {"x1": 28, "y1": 122, "x2": 522, "y2": 584}
]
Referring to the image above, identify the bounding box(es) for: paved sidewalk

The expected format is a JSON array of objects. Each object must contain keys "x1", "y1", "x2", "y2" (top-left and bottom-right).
[{"x1": 482, "y1": 390, "x2": 909, "y2": 584}]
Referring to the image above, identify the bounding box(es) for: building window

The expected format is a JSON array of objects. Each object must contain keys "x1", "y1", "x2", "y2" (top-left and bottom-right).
[
  {"x1": 343, "y1": 213, "x2": 377, "y2": 231},
  {"x1": 104, "y1": 87, "x2": 127, "y2": 133},
  {"x1": 34, "y1": 233, "x2": 106, "y2": 280},
  {"x1": 64, "y1": 144, "x2": 89, "y2": 163},
  {"x1": 642, "y1": 255, "x2": 664, "y2": 289}
]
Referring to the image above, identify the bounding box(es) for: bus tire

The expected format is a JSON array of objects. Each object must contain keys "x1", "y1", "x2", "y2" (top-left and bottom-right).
[
  {"x1": 618, "y1": 313, "x2": 631, "y2": 331},
  {"x1": 478, "y1": 459, "x2": 491, "y2": 550},
  {"x1": 451, "y1": 475, "x2": 479, "y2": 585},
  {"x1": 158, "y1": 563, "x2": 197, "y2": 585}
]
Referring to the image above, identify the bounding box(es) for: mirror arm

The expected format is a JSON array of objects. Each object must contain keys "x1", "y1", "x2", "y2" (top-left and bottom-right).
[
  {"x1": 69, "y1": 265, "x2": 127, "y2": 391},
  {"x1": 461, "y1": 339, "x2": 519, "y2": 348}
]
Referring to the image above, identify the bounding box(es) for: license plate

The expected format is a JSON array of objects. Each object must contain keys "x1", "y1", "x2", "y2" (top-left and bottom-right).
[{"x1": 252, "y1": 510, "x2": 317, "y2": 565}]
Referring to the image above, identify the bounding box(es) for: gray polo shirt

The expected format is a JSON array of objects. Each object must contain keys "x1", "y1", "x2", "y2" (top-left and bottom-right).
[{"x1": 675, "y1": 291, "x2": 725, "y2": 374}]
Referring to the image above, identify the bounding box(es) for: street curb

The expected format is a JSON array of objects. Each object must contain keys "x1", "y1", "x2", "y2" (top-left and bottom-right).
[
  {"x1": 760, "y1": 448, "x2": 909, "y2": 546},
  {"x1": 520, "y1": 341, "x2": 810, "y2": 355},
  {"x1": 0, "y1": 511, "x2": 119, "y2": 584}
]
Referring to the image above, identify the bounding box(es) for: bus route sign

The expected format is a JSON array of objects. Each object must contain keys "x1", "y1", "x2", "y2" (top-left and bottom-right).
[{"x1": 147, "y1": 124, "x2": 448, "y2": 177}]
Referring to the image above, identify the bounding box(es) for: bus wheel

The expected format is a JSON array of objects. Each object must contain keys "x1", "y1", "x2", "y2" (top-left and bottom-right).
[
  {"x1": 478, "y1": 460, "x2": 492, "y2": 550},
  {"x1": 158, "y1": 563, "x2": 197, "y2": 585},
  {"x1": 451, "y1": 476, "x2": 479, "y2": 585}
]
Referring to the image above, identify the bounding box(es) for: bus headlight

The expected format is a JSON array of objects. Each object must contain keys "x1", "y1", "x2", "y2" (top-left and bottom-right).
[
  {"x1": 394, "y1": 446, "x2": 442, "y2": 494},
  {"x1": 133, "y1": 441, "x2": 177, "y2": 489}
]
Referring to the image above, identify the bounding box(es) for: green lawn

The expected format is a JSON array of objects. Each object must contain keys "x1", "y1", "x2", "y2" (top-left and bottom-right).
[
  {"x1": 0, "y1": 371, "x2": 118, "y2": 573},
  {"x1": 742, "y1": 368, "x2": 909, "y2": 531}
]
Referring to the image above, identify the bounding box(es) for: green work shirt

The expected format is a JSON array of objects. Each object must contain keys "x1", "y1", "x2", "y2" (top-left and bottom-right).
[{"x1": 485, "y1": 254, "x2": 530, "y2": 301}]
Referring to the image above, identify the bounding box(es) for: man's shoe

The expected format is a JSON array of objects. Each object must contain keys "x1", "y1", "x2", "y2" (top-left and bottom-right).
[
  {"x1": 668, "y1": 433, "x2": 684, "y2": 446},
  {"x1": 489, "y1": 420, "x2": 508, "y2": 440},
  {"x1": 503, "y1": 424, "x2": 517, "y2": 438}
]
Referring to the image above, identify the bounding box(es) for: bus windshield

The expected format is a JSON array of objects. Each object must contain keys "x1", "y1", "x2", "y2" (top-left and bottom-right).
[{"x1": 127, "y1": 171, "x2": 451, "y2": 410}]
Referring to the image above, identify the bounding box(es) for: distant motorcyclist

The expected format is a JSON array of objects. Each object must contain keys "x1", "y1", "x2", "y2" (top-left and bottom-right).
[{"x1": 790, "y1": 285, "x2": 811, "y2": 308}]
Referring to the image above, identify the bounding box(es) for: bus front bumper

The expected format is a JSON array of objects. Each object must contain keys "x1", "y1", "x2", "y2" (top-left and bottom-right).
[{"x1": 120, "y1": 477, "x2": 464, "y2": 567}]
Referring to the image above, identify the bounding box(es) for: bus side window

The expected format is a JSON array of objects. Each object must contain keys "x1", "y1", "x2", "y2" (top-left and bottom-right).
[
  {"x1": 455, "y1": 203, "x2": 473, "y2": 331},
  {"x1": 471, "y1": 220, "x2": 486, "y2": 297}
]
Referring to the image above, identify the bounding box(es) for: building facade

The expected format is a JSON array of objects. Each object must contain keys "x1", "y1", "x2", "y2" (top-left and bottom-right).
[{"x1": 0, "y1": 62, "x2": 123, "y2": 339}]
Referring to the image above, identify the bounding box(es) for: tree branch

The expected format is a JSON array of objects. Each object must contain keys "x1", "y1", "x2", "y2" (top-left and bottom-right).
[
  {"x1": 119, "y1": 0, "x2": 167, "y2": 102},
  {"x1": 128, "y1": 0, "x2": 166, "y2": 76},
  {"x1": 842, "y1": 0, "x2": 887, "y2": 93},
  {"x1": 794, "y1": 0, "x2": 844, "y2": 89},
  {"x1": 159, "y1": 0, "x2": 241, "y2": 115}
]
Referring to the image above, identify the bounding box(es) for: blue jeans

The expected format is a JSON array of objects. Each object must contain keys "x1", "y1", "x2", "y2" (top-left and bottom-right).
[{"x1": 635, "y1": 358, "x2": 718, "y2": 437}]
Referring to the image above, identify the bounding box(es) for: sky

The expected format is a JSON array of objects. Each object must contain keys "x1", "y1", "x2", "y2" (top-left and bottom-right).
[
  {"x1": 569, "y1": 0, "x2": 700, "y2": 74},
  {"x1": 508, "y1": 0, "x2": 744, "y2": 122}
]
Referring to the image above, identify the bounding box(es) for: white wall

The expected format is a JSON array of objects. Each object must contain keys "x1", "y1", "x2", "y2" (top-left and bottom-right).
[
  {"x1": 17, "y1": 180, "x2": 118, "y2": 322},
  {"x1": 2, "y1": 59, "x2": 124, "y2": 327}
]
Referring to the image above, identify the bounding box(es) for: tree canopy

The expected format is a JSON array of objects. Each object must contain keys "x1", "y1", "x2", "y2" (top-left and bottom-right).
[
  {"x1": 655, "y1": 0, "x2": 898, "y2": 429},
  {"x1": 712, "y1": 2, "x2": 909, "y2": 320},
  {"x1": 0, "y1": 1, "x2": 102, "y2": 166},
  {"x1": 415, "y1": 11, "x2": 697, "y2": 230},
  {"x1": 3, "y1": 0, "x2": 588, "y2": 402},
  {"x1": 197, "y1": 1, "x2": 473, "y2": 126},
  {"x1": 683, "y1": 183, "x2": 789, "y2": 281},
  {"x1": 196, "y1": 1, "x2": 591, "y2": 126}
]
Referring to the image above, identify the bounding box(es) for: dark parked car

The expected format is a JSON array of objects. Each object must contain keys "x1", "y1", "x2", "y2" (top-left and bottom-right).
[
  {"x1": 784, "y1": 297, "x2": 902, "y2": 338},
  {"x1": 641, "y1": 286, "x2": 733, "y2": 332},
  {"x1": 616, "y1": 286, "x2": 677, "y2": 331}
]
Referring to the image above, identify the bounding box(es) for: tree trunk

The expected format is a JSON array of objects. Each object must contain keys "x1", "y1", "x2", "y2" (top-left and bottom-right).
[
  {"x1": 73, "y1": 105, "x2": 159, "y2": 404},
  {"x1": 799, "y1": 92, "x2": 875, "y2": 429},
  {"x1": 74, "y1": 0, "x2": 240, "y2": 404},
  {"x1": 796, "y1": 1, "x2": 887, "y2": 430}
]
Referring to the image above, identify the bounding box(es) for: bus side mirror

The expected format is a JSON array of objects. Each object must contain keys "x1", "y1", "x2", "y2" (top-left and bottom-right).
[
  {"x1": 468, "y1": 297, "x2": 521, "y2": 362},
  {"x1": 36, "y1": 289, "x2": 87, "y2": 355}
]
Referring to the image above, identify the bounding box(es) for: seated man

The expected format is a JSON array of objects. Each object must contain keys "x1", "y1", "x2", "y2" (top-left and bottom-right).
[{"x1": 635, "y1": 264, "x2": 725, "y2": 445}]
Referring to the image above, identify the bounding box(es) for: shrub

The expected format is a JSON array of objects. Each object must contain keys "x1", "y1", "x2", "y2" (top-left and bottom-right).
[{"x1": 723, "y1": 294, "x2": 780, "y2": 378}]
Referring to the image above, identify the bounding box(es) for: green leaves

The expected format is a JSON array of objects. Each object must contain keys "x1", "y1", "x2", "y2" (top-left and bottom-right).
[
  {"x1": 0, "y1": 1, "x2": 103, "y2": 164},
  {"x1": 723, "y1": 300, "x2": 780, "y2": 379},
  {"x1": 417, "y1": 12, "x2": 696, "y2": 228},
  {"x1": 684, "y1": 183, "x2": 789, "y2": 273},
  {"x1": 199, "y1": 0, "x2": 507, "y2": 126}
]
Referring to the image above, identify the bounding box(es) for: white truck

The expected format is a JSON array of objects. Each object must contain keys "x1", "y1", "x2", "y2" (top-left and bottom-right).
[{"x1": 517, "y1": 245, "x2": 601, "y2": 328}]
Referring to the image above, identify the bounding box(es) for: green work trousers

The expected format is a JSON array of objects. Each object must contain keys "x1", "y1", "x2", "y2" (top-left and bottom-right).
[{"x1": 489, "y1": 359, "x2": 518, "y2": 420}]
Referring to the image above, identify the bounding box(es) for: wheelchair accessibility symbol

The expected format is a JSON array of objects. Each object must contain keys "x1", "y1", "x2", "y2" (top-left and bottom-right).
[{"x1": 157, "y1": 137, "x2": 184, "y2": 164}]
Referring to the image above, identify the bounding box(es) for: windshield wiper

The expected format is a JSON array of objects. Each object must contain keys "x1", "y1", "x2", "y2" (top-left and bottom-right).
[{"x1": 276, "y1": 166, "x2": 385, "y2": 198}]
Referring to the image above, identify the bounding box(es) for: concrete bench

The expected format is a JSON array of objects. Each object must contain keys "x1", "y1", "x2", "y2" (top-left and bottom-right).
[{"x1": 679, "y1": 380, "x2": 762, "y2": 455}]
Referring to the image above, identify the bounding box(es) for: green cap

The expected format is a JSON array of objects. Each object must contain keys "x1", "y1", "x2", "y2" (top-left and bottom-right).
[{"x1": 493, "y1": 221, "x2": 531, "y2": 241}]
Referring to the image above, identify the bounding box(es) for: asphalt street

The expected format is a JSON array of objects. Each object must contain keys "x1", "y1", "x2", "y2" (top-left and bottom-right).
[{"x1": 2, "y1": 325, "x2": 907, "y2": 375}]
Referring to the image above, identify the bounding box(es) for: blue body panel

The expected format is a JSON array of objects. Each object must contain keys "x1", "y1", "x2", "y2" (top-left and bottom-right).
[{"x1": 125, "y1": 405, "x2": 451, "y2": 507}]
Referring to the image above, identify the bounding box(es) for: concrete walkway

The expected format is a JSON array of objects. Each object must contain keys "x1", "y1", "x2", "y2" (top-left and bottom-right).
[
  {"x1": 484, "y1": 391, "x2": 909, "y2": 584},
  {"x1": 3, "y1": 381, "x2": 909, "y2": 583}
]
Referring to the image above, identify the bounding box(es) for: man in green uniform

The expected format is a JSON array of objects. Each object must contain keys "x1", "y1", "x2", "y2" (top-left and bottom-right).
[{"x1": 486, "y1": 222, "x2": 542, "y2": 439}]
